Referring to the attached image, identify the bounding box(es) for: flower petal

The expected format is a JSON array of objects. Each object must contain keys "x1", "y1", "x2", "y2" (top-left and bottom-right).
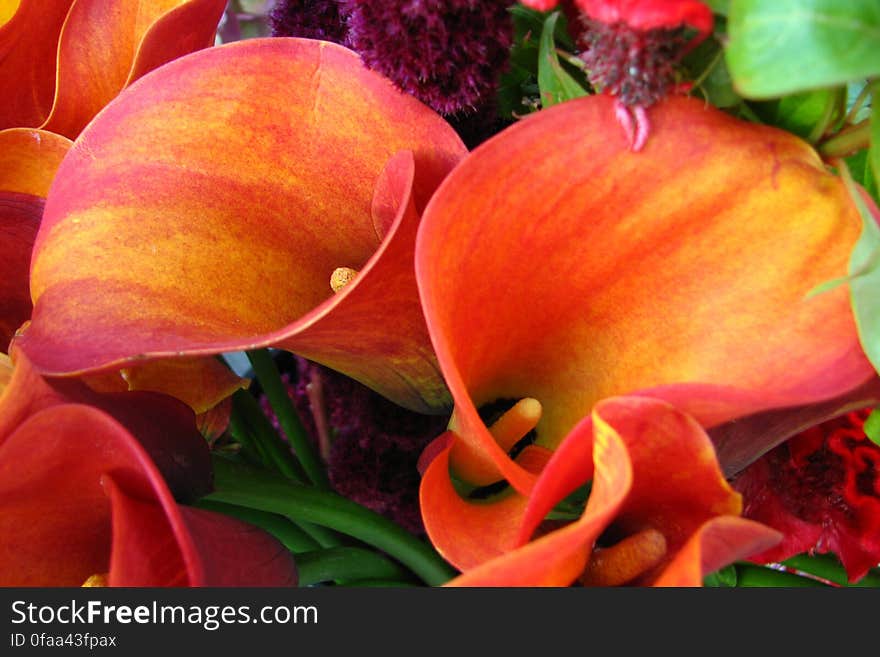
[
  {"x1": 652, "y1": 516, "x2": 782, "y2": 587},
  {"x1": 19, "y1": 38, "x2": 466, "y2": 413},
  {"x1": 0, "y1": 0, "x2": 73, "y2": 129},
  {"x1": 0, "y1": 403, "x2": 296, "y2": 586},
  {"x1": 106, "y1": 477, "x2": 297, "y2": 586},
  {"x1": 710, "y1": 375, "x2": 880, "y2": 476},
  {"x1": 446, "y1": 410, "x2": 632, "y2": 586},
  {"x1": 416, "y1": 93, "x2": 871, "y2": 484},
  {"x1": 0, "y1": 193, "x2": 42, "y2": 348},
  {"x1": 419, "y1": 440, "x2": 530, "y2": 572},
  {"x1": 449, "y1": 396, "x2": 769, "y2": 585},
  {"x1": 40, "y1": 0, "x2": 227, "y2": 139},
  {"x1": 0, "y1": 128, "x2": 72, "y2": 346},
  {"x1": 0, "y1": 351, "x2": 211, "y2": 502},
  {"x1": 0, "y1": 128, "x2": 73, "y2": 196}
]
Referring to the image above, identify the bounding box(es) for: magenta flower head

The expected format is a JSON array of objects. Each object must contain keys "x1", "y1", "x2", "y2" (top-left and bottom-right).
[
  {"x1": 268, "y1": 0, "x2": 351, "y2": 45},
  {"x1": 345, "y1": 0, "x2": 514, "y2": 115}
]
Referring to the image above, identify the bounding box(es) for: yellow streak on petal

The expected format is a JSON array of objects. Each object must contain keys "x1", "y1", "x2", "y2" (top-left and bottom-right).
[
  {"x1": 0, "y1": 353, "x2": 13, "y2": 395},
  {"x1": 0, "y1": 0, "x2": 20, "y2": 27},
  {"x1": 81, "y1": 573, "x2": 108, "y2": 587}
]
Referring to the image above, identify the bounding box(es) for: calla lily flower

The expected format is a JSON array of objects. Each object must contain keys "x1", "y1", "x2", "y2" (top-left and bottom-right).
[
  {"x1": 414, "y1": 94, "x2": 874, "y2": 566},
  {"x1": 0, "y1": 352, "x2": 297, "y2": 586},
  {"x1": 0, "y1": 0, "x2": 226, "y2": 138},
  {"x1": 15, "y1": 38, "x2": 468, "y2": 414},
  {"x1": 0, "y1": 0, "x2": 244, "y2": 415},
  {"x1": 424, "y1": 397, "x2": 780, "y2": 585},
  {"x1": 0, "y1": 127, "x2": 245, "y2": 425}
]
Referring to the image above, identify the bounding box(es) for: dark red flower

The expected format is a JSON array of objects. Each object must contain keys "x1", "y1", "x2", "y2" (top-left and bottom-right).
[
  {"x1": 345, "y1": 0, "x2": 513, "y2": 115},
  {"x1": 734, "y1": 409, "x2": 880, "y2": 583},
  {"x1": 268, "y1": 0, "x2": 351, "y2": 45},
  {"x1": 261, "y1": 357, "x2": 449, "y2": 535}
]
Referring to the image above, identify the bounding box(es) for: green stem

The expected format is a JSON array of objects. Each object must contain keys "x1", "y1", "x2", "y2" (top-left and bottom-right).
[
  {"x1": 206, "y1": 456, "x2": 458, "y2": 586},
  {"x1": 818, "y1": 119, "x2": 871, "y2": 159},
  {"x1": 843, "y1": 83, "x2": 872, "y2": 126},
  {"x1": 295, "y1": 547, "x2": 414, "y2": 586},
  {"x1": 194, "y1": 499, "x2": 320, "y2": 553},
  {"x1": 690, "y1": 46, "x2": 724, "y2": 93},
  {"x1": 246, "y1": 349, "x2": 330, "y2": 489},
  {"x1": 806, "y1": 90, "x2": 840, "y2": 144},
  {"x1": 783, "y1": 554, "x2": 880, "y2": 587},
  {"x1": 735, "y1": 564, "x2": 830, "y2": 588},
  {"x1": 232, "y1": 388, "x2": 308, "y2": 484},
  {"x1": 226, "y1": 407, "x2": 269, "y2": 467}
]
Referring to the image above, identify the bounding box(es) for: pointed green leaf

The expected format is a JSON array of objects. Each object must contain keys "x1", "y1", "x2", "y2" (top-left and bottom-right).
[{"x1": 537, "y1": 11, "x2": 589, "y2": 109}]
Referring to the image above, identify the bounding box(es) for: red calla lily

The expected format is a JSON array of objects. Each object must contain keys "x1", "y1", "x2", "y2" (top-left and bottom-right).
[
  {"x1": 0, "y1": 0, "x2": 226, "y2": 138},
  {"x1": 0, "y1": 352, "x2": 296, "y2": 586},
  {"x1": 433, "y1": 397, "x2": 779, "y2": 585},
  {"x1": 16, "y1": 38, "x2": 467, "y2": 414},
  {"x1": 414, "y1": 93, "x2": 872, "y2": 567}
]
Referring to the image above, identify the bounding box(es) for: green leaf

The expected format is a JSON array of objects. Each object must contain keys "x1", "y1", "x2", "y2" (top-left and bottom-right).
[
  {"x1": 703, "y1": 564, "x2": 737, "y2": 587},
  {"x1": 842, "y1": 165, "x2": 880, "y2": 378},
  {"x1": 683, "y1": 31, "x2": 743, "y2": 109},
  {"x1": 870, "y1": 82, "x2": 880, "y2": 196},
  {"x1": 498, "y1": 6, "x2": 546, "y2": 120},
  {"x1": 750, "y1": 87, "x2": 845, "y2": 141},
  {"x1": 206, "y1": 456, "x2": 458, "y2": 586},
  {"x1": 865, "y1": 408, "x2": 880, "y2": 447},
  {"x1": 537, "y1": 11, "x2": 589, "y2": 109},
  {"x1": 734, "y1": 563, "x2": 830, "y2": 587},
  {"x1": 704, "y1": 0, "x2": 731, "y2": 16},
  {"x1": 726, "y1": 0, "x2": 880, "y2": 98}
]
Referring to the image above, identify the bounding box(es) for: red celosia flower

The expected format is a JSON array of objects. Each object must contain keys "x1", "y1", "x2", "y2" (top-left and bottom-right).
[
  {"x1": 521, "y1": 0, "x2": 714, "y2": 148},
  {"x1": 734, "y1": 409, "x2": 880, "y2": 583}
]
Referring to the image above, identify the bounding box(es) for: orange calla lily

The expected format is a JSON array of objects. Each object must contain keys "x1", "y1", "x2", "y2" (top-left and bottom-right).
[
  {"x1": 16, "y1": 38, "x2": 468, "y2": 414},
  {"x1": 0, "y1": 130, "x2": 244, "y2": 418},
  {"x1": 0, "y1": 0, "x2": 226, "y2": 138},
  {"x1": 438, "y1": 396, "x2": 780, "y2": 586},
  {"x1": 413, "y1": 93, "x2": 874, "y2": 565}
]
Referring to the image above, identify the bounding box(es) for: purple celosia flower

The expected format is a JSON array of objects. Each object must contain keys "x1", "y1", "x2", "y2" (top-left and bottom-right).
[
  {"x1": 268, "y1": 0, "x2": 351, "y2": 45},
  {"x1": 261, "y1": 357, "x2": 449, "y2": 535},
  {"x1": 345, "y1": 0, "x2": 514, "y2": 115}
]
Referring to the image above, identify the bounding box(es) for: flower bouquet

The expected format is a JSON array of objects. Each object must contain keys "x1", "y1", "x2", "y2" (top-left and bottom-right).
[{"x1": 2, "y1": 0, "x2": 879, "y2": 589}]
